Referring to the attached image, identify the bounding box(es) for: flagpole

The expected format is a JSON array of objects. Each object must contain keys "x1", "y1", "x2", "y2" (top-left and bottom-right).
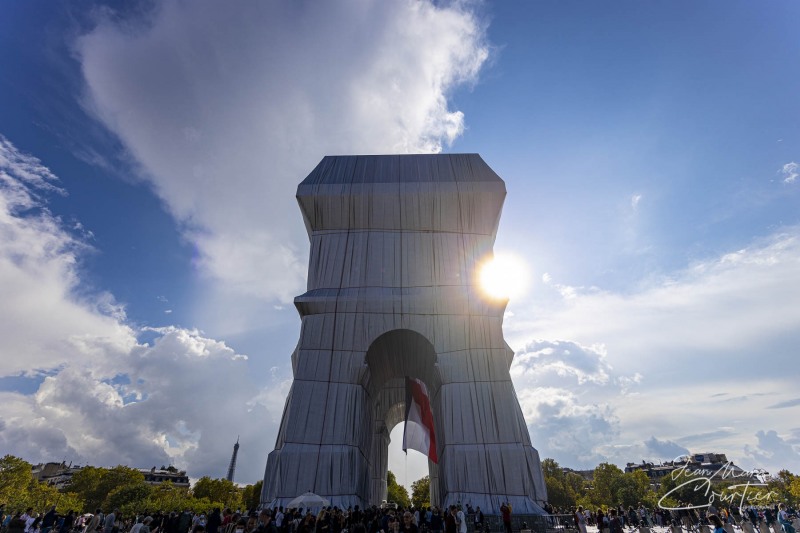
[{"x1": 405, "y1": 451, "x2": 408, "y2": 498}]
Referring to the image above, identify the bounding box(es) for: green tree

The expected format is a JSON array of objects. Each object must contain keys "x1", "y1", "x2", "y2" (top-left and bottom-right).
[
  {"x1": 145, "y1": 481, "x2": 193, "y2": 512},
  {"x1": 0, "y1": 455, "x2": 34, "y2": 508},
  {"x1": 192, "y1": 477, "x2": 242, "y2": 509},
  {"x1": 411, "y1": 476, "x2": 430, "y2": 508},
  {"x1": 0, "y1": 456, "x2": 84, "y2": 512},
  {"x1": 616, "y1": 471, "x2": 653, "y2": 508},
  {"x1": 788, "y1": 475, "x2": 800, "y2": 506},
  {"x1": 387, "y1": 471, "x2": 410, "y2": 508},
  {"x1": 105, "y1": 482, "x2": 153, "y2": 515},
  {"x1": 766, "y1": 470, "x2": 796, "y2": 504},
  {"x1": 565, "y1": 472, "x2": 588, "y2": 502},
  {"x1": 542, "y1": 459, "x2": 585, "y2": 509},
  {"x1": 241, "y1": 480, "x2": 263, "y2": 511},
  {"x1": 585, "y1": 463, "x2": 625, "y2": 508},
  {"x1": 69, "y1": 466, "x2": 145, "y2": 511},
  {"x1": 656, "y1": 467, "x2": 709, "y2": 509}
]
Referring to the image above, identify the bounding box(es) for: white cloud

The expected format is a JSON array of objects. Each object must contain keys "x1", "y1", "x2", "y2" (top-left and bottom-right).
[
  {"x1": 780, "y1": 161, "x2": 798, "y2": 184},
  {"x1": 509, "y1": 340, "x2": 644, "y2": 468},
  {"x1": 0, "y1": 328, "x2": 282, "y2": 479},
  {"x1": 76, "y1": 0, "x2": 490, "y2": 304},
  {"x1": 743, "y1": 429, "x2": 800, "y2": 473},
  {"x1": 0, "y1": 136, "x2": 280, "y2": 483},
  {"x1": 631, "y1": 193, "x2": 642, "y2": 209},
  {"x1": 0, "y1": 135, "x2": 134, "y2": 376},
  {"x1": 511, "y1": 339, "x2": 612, "y2": 386},
  {"x1": 505, "y1": 228, "x2": 800, "y2": 473},
  {"x1": 642, "y1": 436, "x2": 690, "y2": 460},
  {"x1": 517, "y1": 387, "x2": 620, "y2": 468},
  {"x1": 510, "y1": 229, "x2": 800, "y2": 372}
]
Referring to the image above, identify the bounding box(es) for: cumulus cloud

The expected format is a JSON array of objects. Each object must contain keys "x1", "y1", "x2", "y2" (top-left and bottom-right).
[
  {"x1": 511, "y1": 229, "x2": 800, "y2": 375},
  {"x1": 743, "y1": 430, "x2": 800, "y2": 473},
  {"x1": 0, "y1": 136, "x2": 283, "y2": 482},
  {"x1": 0, "y1": 327, "x2": 286, "y2": 479},
  {"x1": 512, "y1": 339, "x2": 612, "y2": 385},
  {"x1": 781, "y1": 161, "x2": 798, "y2": 184},
  {"x1": 76, "y1": 0, "x2": 490, "y2": 304},
  {"x1": 642, "y1": 436, "x2": 690, "y2": 461},
  {"x1": 509, "y1": 340, "x2": 646, "y2": 467},
  {"x1": 505, "y1": 228, "x2": 800, "y2": 473},
  {"x1": 517, "y1": 387, "x2": 620, "y2": 468},
  {"x1": 0, "y1": 135, "x2": 134, "y2": 376}
]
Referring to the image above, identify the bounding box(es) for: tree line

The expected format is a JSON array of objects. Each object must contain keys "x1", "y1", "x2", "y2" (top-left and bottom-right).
[
  {"x1": 2, "y1": 454, "x2": 798, "y2": 515},
  {"x1": 541, "y1": 459, "x2": 800, "y2": 510},
  {"x1": 0, "y1": 455, "x2": 263, "y2": 515}
]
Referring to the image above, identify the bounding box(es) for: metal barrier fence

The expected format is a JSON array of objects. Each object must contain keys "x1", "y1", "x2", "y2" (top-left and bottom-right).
[{"x1": 467, "y1": 514, "x2": 577, "y2": 533}]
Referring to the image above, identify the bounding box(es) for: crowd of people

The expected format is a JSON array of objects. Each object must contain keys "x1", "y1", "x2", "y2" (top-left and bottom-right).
[
  {"x1": 556, "y1": 502, "x2": 798, "y2": 533},
  {"x1": 0, "y1": 503, "x2": 493, "y2": 533},
  {"x1": 1, "y1": 501, "x2": 797, "y2": 533}
]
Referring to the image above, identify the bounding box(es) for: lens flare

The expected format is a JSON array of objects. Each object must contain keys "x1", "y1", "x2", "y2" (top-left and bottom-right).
[{"x1": 478, "y1": 253, "x2": 529, "y2": 300}]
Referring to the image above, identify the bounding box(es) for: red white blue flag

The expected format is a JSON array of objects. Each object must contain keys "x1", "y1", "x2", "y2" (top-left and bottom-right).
[{"x1": 403, "y1": 376, "x2": 438, "y2": 464}]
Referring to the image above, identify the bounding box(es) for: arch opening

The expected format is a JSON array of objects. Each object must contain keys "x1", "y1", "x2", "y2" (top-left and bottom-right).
[{"x1": 365, "y1": 329, "x2": 440, "y2": 506}]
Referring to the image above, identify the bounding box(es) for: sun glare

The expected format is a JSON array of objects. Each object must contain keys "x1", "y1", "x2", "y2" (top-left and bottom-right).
[{"x1": 478, "y1": 253, "x2": 529, "y2": 300}]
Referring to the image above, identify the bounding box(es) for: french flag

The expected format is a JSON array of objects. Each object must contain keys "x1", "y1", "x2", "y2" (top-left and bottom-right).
[{"x1": 402, "y1": 376, "x2": 438, "y2": 464}]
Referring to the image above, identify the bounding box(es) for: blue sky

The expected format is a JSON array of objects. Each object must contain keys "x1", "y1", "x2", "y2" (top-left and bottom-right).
[{"x1": 1, "y1": 0, "x2": 798, "y2": 488}]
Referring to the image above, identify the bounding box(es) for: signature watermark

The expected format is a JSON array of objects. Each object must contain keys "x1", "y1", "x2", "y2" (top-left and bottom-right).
[{"x1": 657, "y1": 457, "x2": 777, "y2": 511}]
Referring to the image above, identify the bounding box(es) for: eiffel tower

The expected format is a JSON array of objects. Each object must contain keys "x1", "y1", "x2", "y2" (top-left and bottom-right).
[{"x1": 226, "y1": 436, "x2": 239, "y2": 482}]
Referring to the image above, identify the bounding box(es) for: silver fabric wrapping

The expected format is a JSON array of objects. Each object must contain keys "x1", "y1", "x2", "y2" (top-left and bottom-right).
[{"x1": 262, "y1": 154, "x2": 547, "y2": 514}]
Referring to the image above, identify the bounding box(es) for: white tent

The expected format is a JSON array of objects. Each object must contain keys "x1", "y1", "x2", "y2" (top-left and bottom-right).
[{"x1": 285, "y1": 492, "x2": 330, "y2": 510}]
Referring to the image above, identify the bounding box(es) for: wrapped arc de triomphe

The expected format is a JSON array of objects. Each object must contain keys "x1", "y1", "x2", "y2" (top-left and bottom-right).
[{"x1": 261, "y1": 154, "x2": 547, "y2": 513}]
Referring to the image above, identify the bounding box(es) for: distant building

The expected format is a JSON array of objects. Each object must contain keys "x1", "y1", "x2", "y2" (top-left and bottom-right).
[
  {"x1": 561, "y1": 467, "x2": 595, "y2": 481},
  {"x1": 139, "y1": 466, "x2": 190, "y2": 488},
  {"x1": 32, "y1": 461, "x2": 189, "y2": 489},
  {"x1": 625, "y1": 452, "x2": 760, "y2": 486},
  {"x1": 31, "y1": 462, "x2": 84, "y2": 490}
]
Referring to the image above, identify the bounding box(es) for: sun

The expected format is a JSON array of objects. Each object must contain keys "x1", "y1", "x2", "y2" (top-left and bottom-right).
[{"x1": 477, "y1": 253, "x2": 529, "y2": 300}]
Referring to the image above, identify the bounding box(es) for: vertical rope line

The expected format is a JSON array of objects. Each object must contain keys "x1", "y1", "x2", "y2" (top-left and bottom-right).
[{"x1": 312, "y1": 161, "x2": 354, "y2": 495}]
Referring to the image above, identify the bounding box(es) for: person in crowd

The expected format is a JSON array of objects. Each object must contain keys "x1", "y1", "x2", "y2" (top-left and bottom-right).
[
  {"x1": 627, "y1": 507, "x2": 638, "y2": 529},
  {"x1": 255, "y1": 511, "x2": 277, "y2": 533},
  {"x1": 708, "y1": 515, "x2": 726, "y2": 533},
  {"x1": 444, "y1": 507, "x2": 456, "y2": 533},
  {"x1": 207, "y1": 509, "x2": 222, "y2": 533},
  {"x1": 24, "y1": 512, "x2": 39, "y2": 533},
  {"x1": 298, "y1": 514, "x2": 315, "y2": 533},
  {"x1": 747, "y1": 506, "x2": 759, "y2": 529},
  {"x1": 597, "y1": 509, "x2": 608, "y2": 533},
  {"x1": 103, "y1": 510, "x2": 118, "y2": 533},
  {"x1": 9, "y1": 514, "x2": 27, "y2": 533},
  {"x1": 574, "y1": 507, "x2": 587, "y2": 533},
  {"x1": 129, "y1": 517, "x2": 145, "y2": 533},
  {"x1": 40, "y1": 507, "x2": 57, "y2": 533},
  {"x1": 472, "y1": 507, "x2": 483, "y2": 533},
  {"x1": 85, "y1": 510, "x2": 103, "y2": 533},
  {"x1": 777, "y1": 504, "x2": 796, "y2": 533},
  {"x1": 399, "y1": 513, "x2": 418, "y2": 533},
  {"x1": 232, "y1": 518, "x2": 248, "y2": 533},
  {"x1": 428, "y1": 508, "x2": 442, "y2": 533},
  {"x1": 455, "y1": 507, "x2": 466, "y2": 533},
  {"x1": 609, "y1": 510, "x2": 623, "y2": 533},
  {"x1": 500, "y1": 503, "x2": 512, "y2": 533},
  {"x1": 59, "y1": 511, "x2": 75, "y2": 533}
]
